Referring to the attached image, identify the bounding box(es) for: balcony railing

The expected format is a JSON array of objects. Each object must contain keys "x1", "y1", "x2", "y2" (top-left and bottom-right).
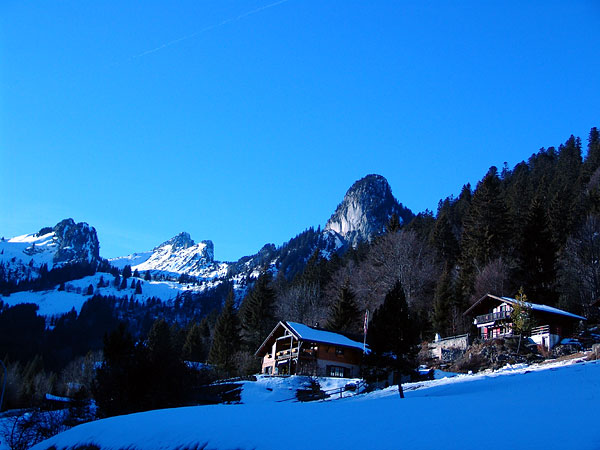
[
  {"x1": 475, "y1": 310, "x2": 511, "y2": 325},
  {"x1": 531, "y1": 325, "x2": 550, "y2": 336}
]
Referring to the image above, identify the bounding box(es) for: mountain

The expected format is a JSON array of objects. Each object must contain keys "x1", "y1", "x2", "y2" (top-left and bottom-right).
[
  {"x1": 324, "y1": 174, "x2": 413, "y2": 247},
  {"x1": 110, "y1": 232, "x2": 228, "y2": 279},
  {"x1": 1, "y1": 174, "x2": 413, "y2": 313},
  {"x1": 0, "y1": 218, "x2": 100, "y2": 282}
]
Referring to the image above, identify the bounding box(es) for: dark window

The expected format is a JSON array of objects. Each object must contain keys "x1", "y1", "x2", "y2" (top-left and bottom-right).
[{"x1": 328, "y1": 365, "x2": 347, "y2": 378}]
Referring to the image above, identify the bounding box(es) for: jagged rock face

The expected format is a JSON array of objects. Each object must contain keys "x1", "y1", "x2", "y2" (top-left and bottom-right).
[
  {"x1": 0, "y1": 218, "x2": 100, "y2": 284},
  {"x1": 52, "y1": 218, "x2": 100, "y2": 264},
  {"x1": 112, "y1": 232, "x2": 223, "y2": 278},
  {"x1": 325, "y1": 174, "x2": 410, "y2": 247}
]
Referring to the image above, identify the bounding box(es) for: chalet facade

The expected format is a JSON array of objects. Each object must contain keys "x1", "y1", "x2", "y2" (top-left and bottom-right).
[
  {"x1": 464, "y1": 294, "x2": 586, "y2": 349},
  {"x1": 255, "y1": 321, "x2": 365, "y2": 378}
]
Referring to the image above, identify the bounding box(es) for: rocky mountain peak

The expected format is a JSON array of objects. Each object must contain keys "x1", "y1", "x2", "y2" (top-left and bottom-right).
[
  {"x1": 156, "y1": 232, "x2": 195, "y2": 251},
  {"x1": 324, "y1": 174, "x2": 412, "y2": 246},
  {"x1": 52, "y1": 218, "x2": 100, "y2": 264}
]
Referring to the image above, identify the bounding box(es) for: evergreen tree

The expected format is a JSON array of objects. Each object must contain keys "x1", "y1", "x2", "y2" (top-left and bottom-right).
[
  {"x1": 367, "y1": 280, "x2": 418, "y2": 397},
  {"x1": 135, "y1": 280, "x2": 142, "y2": 295},
  {"x1": 122, "y1": 265, "x2": 132, "y2": 279},
  {"x1": 459, "y1": 167, "x2": 510, "y2": 299},
  {"x1": 518, "y1": 197, "x2": 558, "y2": 305},
  {"x1": 182, "y1": 322, "x2": 206, "y2": 362},
  {"x1": 86, "y1": 284, "x2": 94, "y2": 295},
  {"x1": 432, "y1": 266, "x2": 454, "y2": 336},
  {"x1": 431, "y1": 211, "x2": 459, "y2": 264},
  {"x1": 144, "y1": 271, "x2": 152, "y2": 282},
  {"x1": 133, "y1": 268, "x2": 140, "y2": 278},
  {"x1": 386, "y1": 213, "x2": 401, "y2": 233},
  {"x1": 326, "y1": 282, "x2": 360, "y2": 333},
  {"x1": 461, "y1": 167, "x2": 510, "y2": 269},
  {"x1": 239, "y1": 272, "x2": 276, "y2": 350},
  {"x1": 208, "y1": 290, "x2": 240, "y2": 375}
]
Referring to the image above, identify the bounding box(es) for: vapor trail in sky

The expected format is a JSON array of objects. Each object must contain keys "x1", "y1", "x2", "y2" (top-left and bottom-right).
[{"x1": 131, "y1": 0, "x2": 291, "y2": 59}]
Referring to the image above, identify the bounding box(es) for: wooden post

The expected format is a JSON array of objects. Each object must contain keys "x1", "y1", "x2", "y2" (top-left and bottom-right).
[{"x1": 288, "y1": 335, "x2": 293, "y2": 375}]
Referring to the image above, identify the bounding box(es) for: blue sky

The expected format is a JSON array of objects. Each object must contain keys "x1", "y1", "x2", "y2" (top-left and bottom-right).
[{"x1": 2, "y1": 1, "x2": 599, "y2": 261}]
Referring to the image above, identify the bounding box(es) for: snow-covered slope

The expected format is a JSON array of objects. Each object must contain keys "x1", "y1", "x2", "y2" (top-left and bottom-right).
[
  {"x1": 110, "y1": 232, "x2": 228, "y2": 279},
  {"x1": 0, "y1": 272, "x2": 191, "y2": 316},
  {"x1": 31, "y1": 358, "x2": 600, "y2": 450}
]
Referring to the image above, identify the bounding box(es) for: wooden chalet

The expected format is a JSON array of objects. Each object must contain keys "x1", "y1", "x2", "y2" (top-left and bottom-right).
[
  {"x1": 464, "y1": 293, "x2": 586, "y2": 349},
  {"x1": 255, "y1": 321, "x2": 365, "y2": 378}
]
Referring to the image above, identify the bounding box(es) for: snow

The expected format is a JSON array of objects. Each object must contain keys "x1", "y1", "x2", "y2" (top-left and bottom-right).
[
  {"x1": 0, "y1": 272, "x2": 188, "y2": 316},
  {"x1": 500, "y1": 296, "x2": 586, "y2": 320},
  {"x1": 110, "y1": 240, "x2": 228, "y2": 279},
  {"x1": 108, "y1": 252, "x2": 153, "y2": 269},
  {"x1": 0, "y1": 232, "x2": 58, "y2": 270},
  {"x1": 31, "y1": 357, "x2": 600, "y2": 450},
  {"x1": 286, "y1": 321, "x2": 365, "y2": 351}
]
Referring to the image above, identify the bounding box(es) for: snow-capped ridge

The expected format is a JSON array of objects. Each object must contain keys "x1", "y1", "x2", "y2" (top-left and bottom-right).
[{"x1": 110, "y1": 232, "x2": 222, "y2": 279}]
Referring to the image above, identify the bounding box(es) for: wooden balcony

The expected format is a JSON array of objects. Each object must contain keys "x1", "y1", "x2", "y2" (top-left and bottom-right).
[
  {"x1": 475, "y1": 310, "x2": 511, "y2": 325},
  {"x1": 531, "y1": 325, "x2": 550, "y2": 336}
]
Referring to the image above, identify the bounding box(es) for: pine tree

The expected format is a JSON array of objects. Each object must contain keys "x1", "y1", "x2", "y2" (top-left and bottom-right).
[
  {"x1": 239, "y1": 272, "x2": 276, "y2": 350},
  {"x1": 518, "y1": 197, "x2": 558, "y2": 305},
  {"x1": 461, "y1": 167, "x2": 510, "y2": 269},
  {"x1": 208, "y1": 290, "x2": 240, "y2": 374},
  {"x1": 144, "y1": 271, "x2": 152, "y2": 282},
  {"x1": 431, "y1": 212, "x2": 459, "y2": 264},
  {"x1": 459, "y1": 167, "x2": 510, "y2": 299},
  {"x1": 432, "y1": 266, "x2": 454, "y2": 336},
  {"x1": 122, "y1": 265, "x2": 132, "y2": 279},
  {"x1": 326, "y1": 283, "x2": 360, "y2": 333},
  {"x1": 135, "y1": 280, "x2": 142, "y2": 295},
  {"x1": 367, "y1": 280, "x2": 417, "y2": 398},
  {"x1": 182, "y1": 322, "x2": 205, "y2": 362},
  {"x1": 386, "y1": 213, "x2": 401, "y2": 233}
]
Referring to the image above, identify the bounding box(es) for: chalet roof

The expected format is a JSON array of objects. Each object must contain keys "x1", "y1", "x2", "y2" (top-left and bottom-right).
[
  {"x1": 464, "y1": 293, "x2": 586, "y2": 321},
  {"x1": 286, "y1": 322, "x2": 365, "y2": 351},
  {"x1": 255, "y1": 321, "x2": 365, "y2": 356}
]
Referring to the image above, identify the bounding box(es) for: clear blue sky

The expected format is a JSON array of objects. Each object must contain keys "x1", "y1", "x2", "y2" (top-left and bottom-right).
[{"x1": 2, "y1": 1, "x2": 599, "y2": 261}]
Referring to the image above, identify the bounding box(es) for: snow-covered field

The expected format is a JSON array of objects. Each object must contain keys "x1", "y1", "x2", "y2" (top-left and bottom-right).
[
  {"x1": 30, "y1": 358, "x2": 600, "y2": 450},
  {"x1": 0, "y1": 273, "x2": 193, "y2": 316}
]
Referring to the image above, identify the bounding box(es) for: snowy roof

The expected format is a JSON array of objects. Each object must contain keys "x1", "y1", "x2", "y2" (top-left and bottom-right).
[
  {"x1": 464, "y1": 293, "x2": 586, "y2": 321},
  {"x1": 285, "y1": 322, "x2": 365, "y2": 351},
  {"x1": 255, "y1": 321, "x2": 366, "y2": 356},
  {"x1": 499, "y1": 296, "x2": 586, "y2": 321}
]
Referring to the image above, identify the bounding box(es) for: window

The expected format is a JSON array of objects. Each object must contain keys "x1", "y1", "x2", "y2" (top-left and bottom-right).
[
  {"x1": 335, "y1": 347, "x2": 344, "y2": 355},
  {"x1": 328, "y1": 366, "x2": 347, "y2": 378},
  {"x1": 264, "y1": 366, "x2": 272, "y2": 375}
]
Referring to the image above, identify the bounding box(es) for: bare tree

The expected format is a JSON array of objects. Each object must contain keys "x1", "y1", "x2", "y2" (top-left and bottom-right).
[
  {"x1": 471, "y1": 257, "x2": 512, "y2": 304},
  {"x1": 276, "y1": 281, "x2": 326, "y2": 326},
  {"x1": 360, "y1": 230, "x2": 440, "y2": 312},
  {"x1": 558, "y1": 214, "x2": 600, "y2": 317}
]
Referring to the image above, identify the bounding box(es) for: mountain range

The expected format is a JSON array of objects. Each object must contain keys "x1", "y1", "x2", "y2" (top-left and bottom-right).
[{"x1": 0, "y1": 174, "x2": 412, "y2": 315}]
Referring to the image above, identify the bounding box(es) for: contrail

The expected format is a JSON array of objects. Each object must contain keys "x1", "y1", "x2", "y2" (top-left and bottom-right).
[{"x1": 131, "y1": 0, "x2": 291, "y2": 59}]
